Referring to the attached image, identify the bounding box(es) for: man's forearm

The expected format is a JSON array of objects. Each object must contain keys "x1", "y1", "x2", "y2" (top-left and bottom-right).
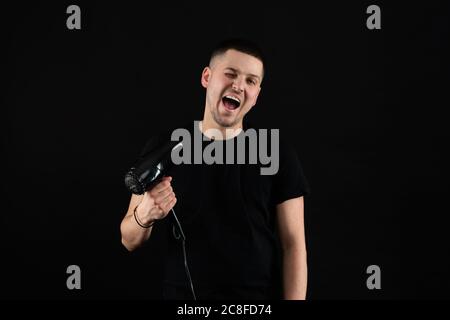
[
  {"x1": 282, "y1": 246, "x2": 308, "y2": 300},
  {"x1": 120, "y1": 214, "x2": 153, "y2": 251}
]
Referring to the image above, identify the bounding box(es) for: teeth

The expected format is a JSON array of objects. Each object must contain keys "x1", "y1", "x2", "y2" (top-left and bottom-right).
[{"x1": 225, "y1": 95, "x2": 240, "y2": 104}]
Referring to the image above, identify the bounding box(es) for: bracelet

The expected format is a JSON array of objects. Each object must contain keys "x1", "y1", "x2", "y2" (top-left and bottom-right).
[{"x1": 133, "y1": 205, "x2": 155, "y2": 228}]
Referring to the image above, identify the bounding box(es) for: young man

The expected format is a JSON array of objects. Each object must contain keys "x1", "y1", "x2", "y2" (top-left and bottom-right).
[{"x1": 120, "y1": 39, "x2": 310, "y2": 300}]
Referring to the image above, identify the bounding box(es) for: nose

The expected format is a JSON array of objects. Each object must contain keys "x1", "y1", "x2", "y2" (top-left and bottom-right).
[{"x1": 232, "y1": 77, "x2": 244, "y2": 93}]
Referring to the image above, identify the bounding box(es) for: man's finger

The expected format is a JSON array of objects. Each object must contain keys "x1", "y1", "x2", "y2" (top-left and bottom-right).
[
  {"x1": 150, "y1": 179, "x2": 172, "y2": 194},
  {"x1": 161, "y1": 197, "x2": 177, "y2": 213},
  {"x1": 153, "y1": 188, "x2": 173, "y2": 204},
  {"x1": 157, "y1": 191, "x2": 175, "y2": 207}
]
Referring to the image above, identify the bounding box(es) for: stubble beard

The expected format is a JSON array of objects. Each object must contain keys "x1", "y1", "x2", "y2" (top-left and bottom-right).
[{"x1": 211, "y1": 104, "x2": 241, "y2": 128}]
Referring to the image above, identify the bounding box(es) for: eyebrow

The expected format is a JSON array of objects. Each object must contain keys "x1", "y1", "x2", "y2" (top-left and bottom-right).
[{"x1": 225, "y1": 67, "x2": 261, "y2": 81}]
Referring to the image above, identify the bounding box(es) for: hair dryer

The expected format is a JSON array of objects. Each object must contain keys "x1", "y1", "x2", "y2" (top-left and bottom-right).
[{"x1": 124, "y1": 140, "x2": 183, "y2": 195}]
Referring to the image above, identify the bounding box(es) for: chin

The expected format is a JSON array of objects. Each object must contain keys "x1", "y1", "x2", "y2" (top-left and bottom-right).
[
  {"x1": 214, "y1": 116, "x2": 237, "y2": 128},
  {"x1": 216, "y1": 119, "x2": 234, "y2": 128}
]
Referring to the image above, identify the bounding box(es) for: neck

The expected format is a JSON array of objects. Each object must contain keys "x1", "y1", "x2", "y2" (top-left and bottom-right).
[{"x1": 199, "y1": 118, "x2": 243, "y2": 140}]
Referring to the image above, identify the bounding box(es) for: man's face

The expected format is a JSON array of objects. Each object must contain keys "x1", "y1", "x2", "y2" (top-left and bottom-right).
[{"x1": 201, "y1": 49, "x2": 263, "y2": 128}]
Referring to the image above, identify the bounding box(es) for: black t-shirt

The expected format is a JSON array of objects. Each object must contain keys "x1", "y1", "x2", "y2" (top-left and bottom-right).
[{"x1": 137, "y1": 121, "x2": 310, "y2": 299}]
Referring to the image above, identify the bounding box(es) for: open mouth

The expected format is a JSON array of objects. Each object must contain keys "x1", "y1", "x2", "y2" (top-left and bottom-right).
[{"x1": 222, "y1": 95, "x2": 241, "y2": 111}]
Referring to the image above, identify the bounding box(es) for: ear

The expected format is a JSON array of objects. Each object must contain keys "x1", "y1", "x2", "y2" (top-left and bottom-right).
[{"x1": 201, "y1": 67, "x2": 211, "y2": 88}]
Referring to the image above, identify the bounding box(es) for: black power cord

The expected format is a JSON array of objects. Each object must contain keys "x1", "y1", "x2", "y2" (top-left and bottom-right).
[{"x1": 171, "y1": 208, "x2": 197, "y2": 300}]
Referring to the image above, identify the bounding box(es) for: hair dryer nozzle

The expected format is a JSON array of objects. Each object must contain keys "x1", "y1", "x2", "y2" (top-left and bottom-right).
[{"x1": 124, "y1": 168, "x2": 146, "y2": 195}]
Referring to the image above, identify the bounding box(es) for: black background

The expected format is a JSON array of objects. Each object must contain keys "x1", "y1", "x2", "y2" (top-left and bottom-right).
[{"x1": 2, "y1": 1, "x2": 450, "y2": 300}]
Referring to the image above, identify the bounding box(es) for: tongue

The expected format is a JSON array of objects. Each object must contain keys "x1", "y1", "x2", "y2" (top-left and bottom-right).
[{"x1": 223, "y1": 99, "x2": 237, "y2": 110}]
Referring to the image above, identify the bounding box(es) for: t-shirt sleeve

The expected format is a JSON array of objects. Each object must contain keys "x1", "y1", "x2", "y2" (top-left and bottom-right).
[
  {"x1": 139, "y1": 134, "x2": 162, "y2": 158},
  {"x1": 137, "y1": 123, "x2": 186, "y2": 160},
  {"x1": 271, "y1": 139, "x2": 310, "y2": 205},
  {"x1": 132, "y1": 132, "x2": 167, "y2": 167}
]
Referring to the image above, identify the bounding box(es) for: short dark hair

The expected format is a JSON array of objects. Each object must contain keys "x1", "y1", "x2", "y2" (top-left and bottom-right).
[{"x1": 209, "y1": 38, "x2": 266, "y2": 75}]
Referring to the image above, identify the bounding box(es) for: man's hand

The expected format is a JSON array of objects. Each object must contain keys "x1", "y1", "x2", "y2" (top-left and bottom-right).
[{"x1": 135, "y1": 176, "x2": 177, "y2": 225}]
